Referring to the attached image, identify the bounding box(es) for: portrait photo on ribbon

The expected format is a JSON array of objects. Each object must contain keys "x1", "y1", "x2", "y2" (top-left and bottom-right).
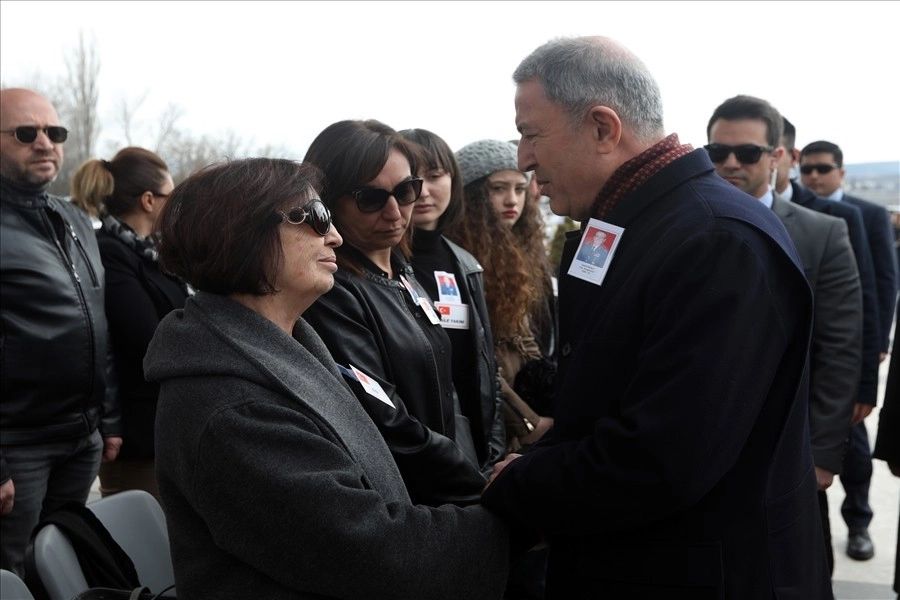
[{"x1": 568, "y1": 219, "x2": 623, "y2": 285}]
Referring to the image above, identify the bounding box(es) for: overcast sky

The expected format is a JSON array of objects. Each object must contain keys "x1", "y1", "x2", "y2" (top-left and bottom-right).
[{"x1": 2, "y1": 0, "x2": 898, "y2": 165}]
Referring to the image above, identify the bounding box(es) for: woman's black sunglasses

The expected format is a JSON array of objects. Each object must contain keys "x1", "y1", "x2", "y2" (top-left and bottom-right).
[
  {"x1": 275, "y1": 199, "x2": 332, "y2": 236},
  {"x1": 350, "y1": 177, "x2": 423, "y2": 213},
  {"x1": 1, "y1": 126, "x2": 68, "y2": 144}
]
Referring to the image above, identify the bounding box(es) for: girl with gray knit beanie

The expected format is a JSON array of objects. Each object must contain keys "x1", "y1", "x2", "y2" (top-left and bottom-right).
[
  {"x1": 447, "y1": 139, "x2": 557, "y2": 454},
  {"x1": 448, "y1": 138, "x2": 557, "y2": 600}
]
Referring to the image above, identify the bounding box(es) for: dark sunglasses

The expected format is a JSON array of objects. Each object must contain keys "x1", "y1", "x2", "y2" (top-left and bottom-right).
[
  {"x1": 275, "y1": 199, "x2": 332, "y2": 236},
  {"x1": 0, "y1": 126, "x2": 68, "y2": 144},
  {"x1": 350, "y1": 177, "x2": 423, "y2": 213},
  {"x1": 704, "y1": 143, "x2": 774, "y2": 165},
  {"x1": 799, "y1": 163, "x2": 838, "y2": 175}
]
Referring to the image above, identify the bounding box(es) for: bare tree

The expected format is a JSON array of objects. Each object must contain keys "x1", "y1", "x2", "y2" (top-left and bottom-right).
[
  {"x1": 152, "y1": 103, "x2": 184, "y2": 154},
  {"x1": 66, "y1": 31, "x2": 101, "y2": 159},
  {"x1": 48, "y1": 30, "x2": 101, "y2": 196},
  {"x1": 112, "y1": 91, "x2": 149, "y2": 146},
  {"x1": 158, "y1": 131, "x2": 229, "y2": 184},
  {"x1": 158, "y1": 128, "x2": 291, "y2": 183},
  {"x1": 9, "y1": 32, "x2": 288, "y2": 193}
]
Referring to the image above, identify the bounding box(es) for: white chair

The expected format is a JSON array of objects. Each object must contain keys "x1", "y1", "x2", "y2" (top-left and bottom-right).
[
  {"x1": 26, "y1": 522, "x2": 87, "y2": 600},
  {"x1": 27, "y1": 490, "x2": 175, "y2": 599},
  {"x1": 86, "y1": 490, "x2": 175, "y2": 595},
  {"x1": 0, "y1": 569, "x2": 35, "y2": 600}
]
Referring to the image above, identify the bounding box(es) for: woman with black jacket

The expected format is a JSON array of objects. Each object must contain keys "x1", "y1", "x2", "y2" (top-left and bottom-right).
[
  {"x1": 302, "y1": 120, "x2": 486, "y2": 506},
  {"x1": 70, "y1": 147, "x2": 189, "y2": 501},
  {"x1": 399, "y1": 128, "x2": 507, "y2": 477},
  {"x1": 448, "y1": 139, "x2": 557, "y2": 454}
]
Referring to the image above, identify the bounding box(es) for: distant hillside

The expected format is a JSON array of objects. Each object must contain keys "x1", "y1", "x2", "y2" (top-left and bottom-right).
[
  {"x1": 844, "y1": 161, "x2": 899, "y2": 210},
  {"x1": 845, "y1": 161, "x2": 899, "y2": 179}
]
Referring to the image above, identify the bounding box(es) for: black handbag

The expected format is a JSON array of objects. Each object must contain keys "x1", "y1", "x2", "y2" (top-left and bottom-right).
[
  {"x1": 71, "y1": 584, "x2": 176, "y2": 600},
  {"x1": 25, "y1": 501, "x2": 176, "y2": 600}
]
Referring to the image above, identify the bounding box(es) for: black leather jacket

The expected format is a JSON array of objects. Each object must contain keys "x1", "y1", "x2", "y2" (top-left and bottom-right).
[
  {"x1": 1, "y1": 176, "x2": 120, "y2": 482},
  {"x1": 96, "y1": 223, "x2": 189, "y2": 460},
  {"x1": 412, "y1": 235, "x2": 506, "y2": 474},
  {"x1": 303, "y1": 248, "x2": 486, "y2": 506}
]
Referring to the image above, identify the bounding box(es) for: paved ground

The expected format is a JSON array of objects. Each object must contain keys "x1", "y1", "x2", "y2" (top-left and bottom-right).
[
  {"x1": 830, "y1": 446, "x2": 897, "y2": 600},
  {"x1": 830, "y1": 351, "x2": 897, "y2": 600}
]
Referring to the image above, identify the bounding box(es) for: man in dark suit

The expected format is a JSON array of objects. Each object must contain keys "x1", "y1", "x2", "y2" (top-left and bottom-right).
[
  {"x1": 482, "y1": 37, "x2": 831, "y2": 598},
  {"x1": 801, "y1": 139, "x2": 900, "y2": 562},
  {"x1": 776, "y1": 119, "x2": 882, "y2": 571},
  {"x1": 893, "y1": 211, "x2": 900, "y2": 273},
  {"x1": 873, "y1": 297, "x2": 900, "y2": 594},
  {"x1": 707, "y1": 96, "x2": 863, "y2": 576}
]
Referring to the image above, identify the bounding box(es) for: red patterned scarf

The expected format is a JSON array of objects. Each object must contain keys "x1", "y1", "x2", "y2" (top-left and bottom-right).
[{"x1": 590, "y1": 133, "x2": 693, "y2": 221}]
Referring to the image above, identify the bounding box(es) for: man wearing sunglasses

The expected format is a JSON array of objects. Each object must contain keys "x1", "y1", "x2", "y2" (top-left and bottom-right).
[
  {"x1": 0, "y1": 88, "x2": 121, "y2": 577},
  {"x1": 802, "y1": 139, "x2": 900, "y2": 564},
  {"x1": 708, "y1": 95, "x2": 864, "y2": 577},
  {"x1": 777, "y1": 117, "x2": 882, "y2": 572}
]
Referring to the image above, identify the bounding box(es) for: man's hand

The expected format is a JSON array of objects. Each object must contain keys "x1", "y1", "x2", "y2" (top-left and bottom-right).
[
  {"x1": 0, "y1": 478, "x2": 15, "y2": 514},
  {"x1": 815, "y1": 466, "x2": 835, "y2": 491},
  {"x1": 102, "y1": 436, "x2": 123, "y2": 463},
  {"x1": 850, "y1": 403, "x2": 874, "y2": 426}
]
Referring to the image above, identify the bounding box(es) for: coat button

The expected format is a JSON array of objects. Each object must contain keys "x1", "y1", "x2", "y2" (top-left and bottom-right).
[{"x1": 561, "y1": 343, "x2": 571, "y2": 357}]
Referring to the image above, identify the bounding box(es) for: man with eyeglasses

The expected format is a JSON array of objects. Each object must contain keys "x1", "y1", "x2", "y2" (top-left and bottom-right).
[
  {"x1": 802, "y1": 139, "x2": 900, "y2": 563},
  {"x1": 707, "y1": 95, "x2": 863, "y2": 577},
  {"x1": 0, "y1": 88, "x2": 121, "y2": 577}
]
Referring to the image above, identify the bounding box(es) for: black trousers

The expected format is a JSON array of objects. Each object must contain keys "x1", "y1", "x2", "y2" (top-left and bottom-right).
[
  {"x1": 840, "y1": 421, "x2": 874, "y2": 530},
  {"x1": 819, "y1": 490, "x2": 834, "y2": 576}
]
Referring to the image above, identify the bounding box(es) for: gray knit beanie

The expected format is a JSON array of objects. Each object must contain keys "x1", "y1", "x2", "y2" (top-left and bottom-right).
[{"x1": 455, "y1": 139, "x2": 529, "y2": 186}]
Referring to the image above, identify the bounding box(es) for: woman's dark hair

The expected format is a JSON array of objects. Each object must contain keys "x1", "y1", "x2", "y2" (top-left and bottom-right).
[
  {"x1": 304, "y1": 119, "x2": 423, "y2": 275},
  {"x1": 70, "y1": 146, "x2": 169, "y2": 219},
  {"x1": 397, "y1": 128, "x2": 463, "y2": 233},
  {"x1": 157, "y1": 157, "x2": 322, "y2": 296}
]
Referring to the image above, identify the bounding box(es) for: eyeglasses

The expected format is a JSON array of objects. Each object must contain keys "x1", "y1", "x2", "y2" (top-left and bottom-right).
[
  {"x1": 0, "y1": 126, "x2": 68, "y2": 144},
  {"x1": 703, "y1": 143, "x2": 774, "y2": 165},
  {"x1": 350, "y1": 177, "x2": 423, "y2": 213},
  {"x1": 799, "y1": 163, "x2": 839, "y2": 175},
  {"x1": 275, "y1": 199, "x2": 332, "y2": 236}
]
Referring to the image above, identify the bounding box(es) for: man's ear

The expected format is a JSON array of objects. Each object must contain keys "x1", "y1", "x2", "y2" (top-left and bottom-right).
[{"x1": 587, "y1": 105, "x2": 622, "y2": 153}]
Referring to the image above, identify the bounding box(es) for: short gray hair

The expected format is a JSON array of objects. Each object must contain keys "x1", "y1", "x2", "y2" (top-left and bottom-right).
[{"x1": 513, "y1": 36, "x2": 665, "y2": 143}]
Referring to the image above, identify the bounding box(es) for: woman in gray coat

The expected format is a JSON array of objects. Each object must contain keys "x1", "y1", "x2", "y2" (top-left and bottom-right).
[{"x1": 143, "y1": 158, "x2": 509, "y2": 599}]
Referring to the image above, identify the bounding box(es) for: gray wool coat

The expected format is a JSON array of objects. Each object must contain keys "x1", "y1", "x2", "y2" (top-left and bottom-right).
[{"x1": 144, "y1": 292, "x2": 509, "y2": 599}]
